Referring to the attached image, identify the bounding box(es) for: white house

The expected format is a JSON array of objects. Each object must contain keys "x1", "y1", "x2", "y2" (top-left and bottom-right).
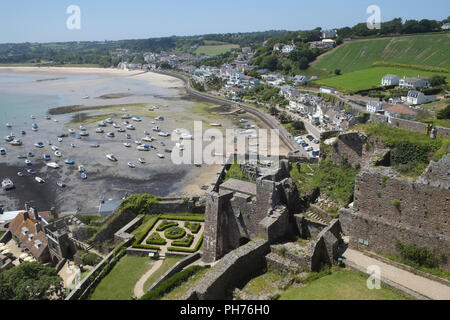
[
  {"x1": 293, "y1": 75, "x2": 308, "y2": 84},
  {"x1": 282, "y1": 44, "x2": 297, "y2": 54},
  {"x1": 381, "y1": 74, "x2": 401, "y2": 87},
  {"x1": 442, "y1": 23, "x2": 450, "y2": 30},
  {"x1": 227, "y1": 71, "x2": 244, "y2": 86},
  {"x1": 366, "y1": 101, "x2": 383, "y2": 113},
  {"x1": 406, "y1": 90, "x2": 437, "y2": 105},
  {"x1": 319, "y1": 87, "x2": 337, "y2": 94},
  {"x1": 280, "y1": 85, "x2": 299, "y2": 99},
  {"x1": 399, "y1": 76, "x2": 430, "y2": 89},
  {"x1": 322, "y1": 29, "x2": 338, "y2": 39}
]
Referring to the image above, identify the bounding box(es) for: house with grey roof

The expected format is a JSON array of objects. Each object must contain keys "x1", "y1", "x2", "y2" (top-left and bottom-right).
[{"x1": 381, "y1": 74, "x2": 400, "y2": 87}]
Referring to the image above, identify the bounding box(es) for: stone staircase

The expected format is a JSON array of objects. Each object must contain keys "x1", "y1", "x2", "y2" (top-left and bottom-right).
[{"x1": 304, "y1": 211, "x2": 328, "y2": 225}]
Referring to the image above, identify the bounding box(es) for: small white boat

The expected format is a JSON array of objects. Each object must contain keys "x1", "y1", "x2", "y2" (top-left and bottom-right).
[
  {"x1": 31, "y1": 115, "x2": 36, "y2": 119},
  {"x1": 121, "y1": 114, "x2": 132, "y2": 119},
  {"x1": 137, "y1": 145, "x2": 150, "y2": 151},
  {"x1": 126, "y1": 125, "x2": 136, "y2": 130},
  {"x1": 142, "y1": 136, "x2": 153, "y2": 142},
  {"x1": 47, "y1": 162, "x2": 60, "y2": 169},
  {"x1": 123, "y1": 143, "x2": 131, "y2": 148},
  {"x1": 113, "y1": 123, "x2": 120, "y2": 129},
  {"x1": 154, "y1": 116, "x2": 164, "y2": 121},
  {"x1": 157, "y1": 153, "x2": 165, "y2": 159},
  {"x1": 54, "y1": 151, "x2": 62, "y2": 157},
  {"x1": 181, "y1": 133, "x2": 193, "y2": 140},
  {"x1": 96, "y1": 128, "x2": 104, "y2": 133},
  {"x1": 127, "y1": 162, "x2": 136, "y2": 168},
  {"x1": 78, "y1": 165, "x2": 86, "y2": 173},
  {"x1": 57, "y1": 181, "x2": 66, "y2": 187},
  {"x1": 132, "y1": 116, "x2": 142, "y2": 122},
  {"x1": 105, "y1": 118, "x2": 113, "y2": 124},
  {"x1": 25, "y1": 160, "x2": 32, "y2": 165},
  {"x1": 90, "y1": 144, "x2": 100, "y2": 148},
  {"x1": 240, "y1": 119, "x2": 248, "y2": 123},
  {"x1": 82, "y1": 96, "x2": 90, "y2": 99},
  {"x1": 34, "y1": 142, "x2": 44, "y2": 148},
  {"x1": 58, "y1": 137, "x2": 63, "y2": 142},
  {"x1": 5, "y1": 123, "x2": 12, "y2": 128},
  {"x1": 53, "y1": 119, "x2": 59, "y2": 123},
  {"x1": 5, "y1": 135, "x2": 14, "y2": 142},
  {"x1": 173, "y1": 129, "x2": 182, "y2": 135},
  {"x1": 134, "y1": 140, "x2": 142, "y2": 145},
  {"x1": 106, "y1": 132, "x2": 115, "y2": 138},
  {"x1": 106, "y1": 154, "x2": 117, "y2": 162},
  {"x1": 32, "y1": 123, "x2": 38, "y2": 131},
  {"x1": 70, "y1": 143, "x2": 76, "y2": 148},
  {"x1": 10, "y1": 139, "x2": 22, "y2": 146},
  {"x1": 210, "y1": 123, "x2": 222, "y2": 127},
  {"x1": 0, "y1": 148, "x2": 6, "y2": 155},
  {"x1": 138, "y1": 158, "x2": 146, "y2": 164},
  {"x1": 152, "y1": 126, "x2": 160, "y2": 132},
  {"x1": 35, "y1": 177, "x2": 45, "y2": 184},
  {"x1": 80, "y1": 131, "x2": 89, "y2": 137},
  {"x1": 158, "y1": 131, "x2": 170, "y2": 137},
  {"x1": 51, "y1": 146, "x2": 59, "y2": 151},
  {"x1": 98, "y1": 121, "x2": 107, "y2": 127},
  {"x1": 80, "y1": 125, "x2": 87, "y2": 131},
  {"x1": 2, "y1": 178, "x2": 14, "y2": 191},
  {"x1": 68, "y1": 129, "x2": 76, "y2": 134}
]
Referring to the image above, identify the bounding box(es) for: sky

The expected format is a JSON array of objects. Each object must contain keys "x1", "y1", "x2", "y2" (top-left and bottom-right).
[{"x1": 0, "y1": 0, "x2": 449, "y2": 43}]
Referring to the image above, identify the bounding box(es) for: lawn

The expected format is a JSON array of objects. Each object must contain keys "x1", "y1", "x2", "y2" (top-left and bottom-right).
[
  {"x1": 314, "y1": 66, "x2": 450, "y2": 93},
  {"x1": 195, "y1": 44, "x2": 239, "y2": 55},
  {"x1": 279, "y1": 269, "x2": 411, "y2": 300},
  {"x1": 143, "y1": 256, "x2": 183, "y2": 291},
  {"x1": 419, "y1": 98, "x2": 450, "y2": 112},
  {"x1": 313, "y1": 33, "x2": 450, "y2": 74},
  {"x1": 161, "y1": 266, "x2": 209, "y2": 300},
  {"x1": 89, "y1": 255, "x2": 153, "y2": 300}
]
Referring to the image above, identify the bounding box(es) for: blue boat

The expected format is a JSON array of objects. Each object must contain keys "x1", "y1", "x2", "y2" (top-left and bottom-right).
[
  {"x1": 81, "y1": 173, "x2": 87, "y2": 180},
  {"x1": 65, "y1": 159, "x2": 75, "y2": 165},
  {"x1": 75, "y1": 135, "x2": 81, "y2": 139},
  {"x1": 165, "y1": 149, "x2": 172, "y2": 153}
]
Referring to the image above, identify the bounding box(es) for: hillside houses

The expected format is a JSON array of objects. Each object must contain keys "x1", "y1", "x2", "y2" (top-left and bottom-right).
[
  {"x1": 385, "y1": 104, "x2": 418, "y2": 120},
  {"x1": 399, "y1": 76, "x2": 430, "y2": 89},
  {"x1": 309, "y1": 39, "x2": 335, "y2": 49},
  {"x1": 321, "y1": 29, "x2": 338, "y2": 39},
  {"x1": 406, "y1": 90, "x2": 437, "y2": 105},
  {"x1": 381, "y1": 74, "x2": 401, "y2": 86}
]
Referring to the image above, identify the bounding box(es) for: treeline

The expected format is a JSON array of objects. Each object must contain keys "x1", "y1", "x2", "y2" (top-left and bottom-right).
[{"x1": 337, "y1": 17, "x2": 450, "y2": 39}]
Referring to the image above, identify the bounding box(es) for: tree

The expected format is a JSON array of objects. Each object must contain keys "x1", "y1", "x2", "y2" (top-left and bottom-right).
[
  {"x1": 269, "y1": 106, "x2": 279, "y2": 115},
  {"x1": 0, "y1": 262, "x2": 63, "y2": 300},
  {"x1": 430, "y1": 75, "x2": 447, "y2": 87},
  {"x1": 437, "y1": 105, "x2": 450, "y2": 120},
  {"x1": 292, "y1": 120, "x2": 305, "y2": 131},
  {"x1": 334, "y1": 69, "x2": 342, "y2": 76}
]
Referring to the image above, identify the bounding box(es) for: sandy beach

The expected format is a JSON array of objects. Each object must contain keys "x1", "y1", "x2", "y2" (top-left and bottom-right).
[{"x1": 0, "y1": 67, "x2": 279, "y2": 214}]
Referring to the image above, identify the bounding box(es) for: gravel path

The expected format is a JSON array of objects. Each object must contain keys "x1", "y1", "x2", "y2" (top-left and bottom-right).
[
  {"x1": 133, "y1": 259, "x2": 163, "y2": 298},
  {"x1": 343, "y1": 248, "x2": 450, "y2": 300}
]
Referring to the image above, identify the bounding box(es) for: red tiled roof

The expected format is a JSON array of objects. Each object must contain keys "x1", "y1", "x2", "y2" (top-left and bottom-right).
[
  {"x1": 385, "y1": 104, "x2": 417, "y2": 116},
  {"x1": 8, "y1": 212, "x2": 49, "y2": 262}
]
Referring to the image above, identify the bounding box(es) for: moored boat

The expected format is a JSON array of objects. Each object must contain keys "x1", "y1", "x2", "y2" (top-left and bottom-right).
[
  {"x1": 2, "y1": 178, "x2": 14, "y2": 190},
  {"x1": 106, "y1": 154, "x2": 117, "y2": 162}
]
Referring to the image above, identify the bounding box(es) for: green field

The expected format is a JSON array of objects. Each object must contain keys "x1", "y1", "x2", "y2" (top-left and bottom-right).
[
  {"x1": 195, "y1": 43, "x2": 239, "y2": 55},
  {"x1": 89, "y1": 255, "x2": 153, "y2": 300},
  {"x1": 143, "y1": 256, "x2": 183, "y2": 291},
  {"x1": 312, "y1": 33, "x2": 450, "y2": 74},
  {"x1": 280, "y1": 269, "x2": 411, "y2": 300},
  {"x1": 315, "y1": 66, "x2": 450, "y2": 92}
]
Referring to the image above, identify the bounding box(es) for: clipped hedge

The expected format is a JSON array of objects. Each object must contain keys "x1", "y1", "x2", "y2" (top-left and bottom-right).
[
  {"x1": 185, "y1": 221, "x2": 201, "y2": 234},
  {"x1": 146, "y1": 232, "x2": 167, "y2": 245},
  {"x1": 172, "y1": 234, "x2": 194, "y2": 248},
  {"x1": 164, "y1": 227, "x2": 186, "y2": 240},
  {"x1": 133, "y1": 218, "x2": 159, "y2": 247},
  {"x1": 163, "y1": 214, "x2": 205, "y2": 222},
  {"x1": 133, "y1": 244, "x2": 161, "y2": 251},
  {"x1": 156, "y1": 221, "x2": 178, "y2": 232},
  {"x1": 168, "y1": 234, "x2": 203, "y2": 253},
  {"x1": 140, "y1": 265, "x2": 206, "y2": 300}
]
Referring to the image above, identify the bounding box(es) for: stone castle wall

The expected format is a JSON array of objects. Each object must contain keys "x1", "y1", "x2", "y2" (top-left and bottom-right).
[{"x1": 343, "y1": 157, "x2": 450, "y2": 268}]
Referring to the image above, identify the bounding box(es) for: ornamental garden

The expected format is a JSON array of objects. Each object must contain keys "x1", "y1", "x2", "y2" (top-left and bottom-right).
[{"x1": 132, "y1": 214, "x2": 204, "y2": 254}]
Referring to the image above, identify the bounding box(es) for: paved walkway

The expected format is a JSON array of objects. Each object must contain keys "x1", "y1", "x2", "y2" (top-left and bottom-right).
[
  {"x1": 343, "y1": 249, "x2": 450, "y2": 300},
  {"x1": 133, "y1": 259, "x2": 163, "y2": 298}
]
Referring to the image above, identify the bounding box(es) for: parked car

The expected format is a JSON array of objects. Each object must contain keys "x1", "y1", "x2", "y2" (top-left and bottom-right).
[
  {"x1": 305, "y1": 146, "x2": 313, "y2": 152},
  {"x1": 312, "y1": 150, "x2": 320, "y2": 157}
]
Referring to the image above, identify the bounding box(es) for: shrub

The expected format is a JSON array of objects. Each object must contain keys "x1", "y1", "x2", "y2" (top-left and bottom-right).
[
  {"x1": 437, "y1": 105, "x2": 450, "y2": 120},
  {"x1": 185, "y1": 221, "x2": 201, "y2": 234},
  {"x1": 132, "y1": 217, "x2": 159, "y2": 247},
  {"x1": 172, "y1": 234, "x2": 194, "y2": 247},
  {"x1": 146, "y1": 232, "x2": 167, "y2": 245},
  {"x1": 120, "y1": 194, "x2": 161, "y2": 215},
  {"x1": 82, "y1": 252, "x2": 102, "y2": 266},
  {"x1": 396, "y1": 242, "x2": 439, "y2": 269},
  {"x1": 141, "y1": 265, "x2": 206, "y2": 300},
  {"x1": 164, "y1": 227, "x2": 186, "y2": 240},
  {"x1": 168, "y1": 234, "x2": 203, "y2": 253},
  {"x1": 156, "y1": 220, "x2": 178, "y2": 232},
  {"x1": 392, "y1": 199, "x2": 400, "y2": 208}
]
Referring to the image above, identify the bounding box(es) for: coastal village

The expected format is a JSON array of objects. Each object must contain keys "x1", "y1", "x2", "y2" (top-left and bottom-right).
[{"x1": 0, "y1": 14, "x2": 449, "y2": 303}]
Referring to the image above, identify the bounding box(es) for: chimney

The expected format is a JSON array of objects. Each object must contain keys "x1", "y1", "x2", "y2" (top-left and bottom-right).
[
  {"x1": 35, "y1": 222, "x2": 42, "y2": 234},
  {"x1": 23, "y1": 210, "x2": 29, "y2": 220}
]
